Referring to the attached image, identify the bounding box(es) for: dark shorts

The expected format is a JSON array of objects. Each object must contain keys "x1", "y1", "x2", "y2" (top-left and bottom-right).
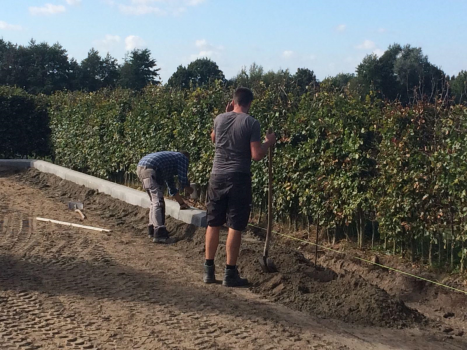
[{"x1": 206, "y1": 173, "x2": 252, "y2": 231}]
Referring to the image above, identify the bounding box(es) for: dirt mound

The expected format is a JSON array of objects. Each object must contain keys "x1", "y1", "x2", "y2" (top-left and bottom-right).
[
  {"x1": 14, "y1": 168, "x2": 425, "y2": 328},
  {"x1": 177, "y1": 229, "x2": 425, "y2": 328}
]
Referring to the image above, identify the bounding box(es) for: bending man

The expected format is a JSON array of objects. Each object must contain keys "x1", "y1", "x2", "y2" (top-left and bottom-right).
[
  {"x1": 204, "y1": 87, "x2": 276, "y2": 287},
  {"x1": 137, "y1": 151, "x2": 193, "y2": 243}
]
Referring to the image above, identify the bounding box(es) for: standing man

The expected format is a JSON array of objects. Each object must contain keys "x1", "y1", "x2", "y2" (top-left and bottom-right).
[
  {"x1": 204, "y1": 87, "x2": 276, "y2": 287},
  {"x1": 137, "y1": 151, "x2": 193, "y2": 243}
]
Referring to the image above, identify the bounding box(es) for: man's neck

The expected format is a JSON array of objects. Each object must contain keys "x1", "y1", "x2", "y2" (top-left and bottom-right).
[{"x1": 232, "y1": 106, "x2": 249, "y2": 114}]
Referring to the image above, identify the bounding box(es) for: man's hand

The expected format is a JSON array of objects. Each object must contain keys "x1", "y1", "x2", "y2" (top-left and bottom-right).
[
  {"x1": 225, "y1": 101, "x2": 234, "y2": 112},
  {"x1": 184, "y1": 186, "x2": 194, "y2": 195},
  {"x1": 251, "y1": 129, "x2": 277, "y2": 161},
  {"x1": 265, "y1": 130, "x2": 277, "y2": 147},
  {"x1": 180, "y1": 202, "x2": 190, "y2": 210}
]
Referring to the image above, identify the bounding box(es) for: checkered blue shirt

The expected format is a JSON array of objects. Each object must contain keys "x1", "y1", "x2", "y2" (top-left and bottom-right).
[{"x1": 138, "y1": 151, "x2": 190, "y2": 196}]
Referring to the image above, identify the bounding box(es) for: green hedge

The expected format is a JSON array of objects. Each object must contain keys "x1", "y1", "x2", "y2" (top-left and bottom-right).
[
  {"x1": 4, "y1": 82, "x2": 467, "y2": 270},
  {"x1": 0, "y1": 86, "x2": 50, "y2": 158}
]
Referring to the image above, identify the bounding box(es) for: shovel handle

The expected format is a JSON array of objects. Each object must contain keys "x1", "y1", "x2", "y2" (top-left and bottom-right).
[
  {"x1": 263, "y1": 127, "x2": 274, "y2": 258},
  {"x1": 75, "y1": 209, "x2": 86, "y2": 220}
]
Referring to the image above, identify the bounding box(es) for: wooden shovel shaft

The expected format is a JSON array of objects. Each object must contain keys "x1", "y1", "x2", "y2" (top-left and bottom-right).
[{"x1": 263, "y1": 128, "x2": 273, "y2": 258}]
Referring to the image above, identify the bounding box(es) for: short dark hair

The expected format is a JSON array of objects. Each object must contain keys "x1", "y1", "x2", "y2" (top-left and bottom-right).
[
  {"x1": 233, "y1": 87, "x2": 254, "y2": 107},
  {"x1": 179, "y1": 150, "x2": 190, "y2": 160}
]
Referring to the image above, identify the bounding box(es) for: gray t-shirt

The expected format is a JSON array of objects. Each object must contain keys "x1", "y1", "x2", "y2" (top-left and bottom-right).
[{"x1": 211, "y1": 112, "x2": 261, "y2": 174}]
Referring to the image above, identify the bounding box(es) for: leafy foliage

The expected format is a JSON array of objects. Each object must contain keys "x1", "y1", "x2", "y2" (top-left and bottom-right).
[{"x1": 0, "y1": 86, "x2": 50, "y2": 158}]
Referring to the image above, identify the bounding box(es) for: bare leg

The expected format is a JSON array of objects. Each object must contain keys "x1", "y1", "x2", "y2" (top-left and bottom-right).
[
  {"x1": 205, "y1": 226, "x2": 220, "y2": 260},
  {"x1": 226, "y1": 228, "x2": 242, "y2": 265}
]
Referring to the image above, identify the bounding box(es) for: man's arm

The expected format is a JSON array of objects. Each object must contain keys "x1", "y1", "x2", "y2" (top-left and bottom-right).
[
  {"x1": 175, "y1": 155, "x2": 193, "y2": 209},
  {"x1": 211, "y1": 130, "x2": 215, "y2": 143},
  {"x1": 251, "y1": 129, "x2": 276, "y2": 161}
]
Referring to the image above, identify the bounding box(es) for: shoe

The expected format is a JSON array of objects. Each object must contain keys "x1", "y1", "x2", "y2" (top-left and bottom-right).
[
  {"x1": 148, "y1": 225, "x2": 154, "y2": 238},
  {"x1": 222, "y1": 267, "x2": 249, "y2": 287},
  {"x1": 153, "y1": 227, "x2": 169, "y2": 244},
  {"x1": 203, "y1": 264, "x2": 216, "y2": 284}
]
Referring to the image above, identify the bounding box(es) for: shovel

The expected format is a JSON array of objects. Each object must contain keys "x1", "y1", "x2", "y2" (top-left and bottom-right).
[
  {"x1": 259, "y1": 128, "x2": 277, "y2": 273},
  {"x1": 68, "y1": 201, "x2": 86, "y2": 220}
]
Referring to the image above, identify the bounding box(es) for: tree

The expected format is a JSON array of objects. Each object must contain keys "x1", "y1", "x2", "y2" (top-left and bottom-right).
[
  {"x1": 79, "y1": 49, "x2": 119, "y2": 91},
  {"x1": 167, "y1": 65, "x2": 194, "y2": 89},
  {"x1": 79, "y1": 48, "x2": 102, "y2": 92},
  {"x1": 293, "y1": 68, "x2": 317, "y2": 94},
  {"x1": 166, "y1": 58, "x2": 224, "y2": 89},
  {"x1": 262, "y1": 68, "x2": 293, "y2": 88},
  {"x1": 101, "y1": 53, "x2": 120, "y2": 88},
  {"x1": 356, "y1": 54, "x2": 381, "y2": 96},
  {"x1": 321, "y1": 73, "x2": 356, "y2": 92},
  {"x1": 67, "y1": 58, "x2": 82, "y2": 91},
  {"x1": 392, "y1": 44, "x2": 446, "y2": 102},
  {"x1": 119, "y1": 48, "x2": 160, "y2": 90},
  {"x1": 26, "y1": 40, "x2": 72, "y2": 94},
  {"x1": 393, "y1": 45, "x2": 428, "y2": 101},
  {"x1": 186, "y1": 58, "x2": 224, "y2": 86},
  {"x1": 355, "y1": 44, "x2": 447, "y2": 103},
  {"x1": 378, "y1": 44, "x2": 402, "y2": 100},
  {"x1": 452, "y1": 71, "x2": 467, "y2": 104},
  {"x1": 229, "y1": 63, "x2": 264, "y2": 89}
]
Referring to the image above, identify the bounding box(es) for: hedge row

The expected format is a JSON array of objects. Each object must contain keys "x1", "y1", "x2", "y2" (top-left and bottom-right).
[
  {"x1": 0, "y1": 86, "x2": 50, "y2": 158},
  {"x1": 3, "y1": 83, "x2": 467, "y2": 270}
]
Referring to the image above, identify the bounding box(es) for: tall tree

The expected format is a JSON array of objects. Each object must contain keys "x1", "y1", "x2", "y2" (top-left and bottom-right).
[
  {"x1": 167, "y1": 65, "x2": 194, "y2": 89},
  {"x1": 79, "y1": 48, "x2": 102, "y2": 92},
  {"x1": 230, "y1": 63, "x2": 264, "y2": 89},
  {"x1": 378, "y1": 44, "x2": 402, "y2": 100},
  {"x1": 452, "y1": 71, "x2": 467, "y2": 104},
  {"x1": 321, "y1": 73, "x2": 356, "y2": 91},
  {"x1": 119, "y1": 48, "x2": 160, "y2": 90},
  {"x1": 356, "y1": 54, "x2": 381, "y2": 96},
  {"x1": 101, "y1": 53, "x2": 120, "y2": 89},
  {"x1": 293, "y1": 68, "x2": 317, "y2": 94},
  {"x1": 26, "y1": 40, "x2": 72, "y2": 94},
  {"x1": 79, "y1": 49, "x2": 119, "y2": 91},
  {"x1": 186, "y1": 58, "x2": 224, "y2": 86}
]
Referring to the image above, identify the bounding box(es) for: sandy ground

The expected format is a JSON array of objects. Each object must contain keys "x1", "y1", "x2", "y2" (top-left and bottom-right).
[{"x1": 1, "y1": 169, "x2": 466, "y2": 350}]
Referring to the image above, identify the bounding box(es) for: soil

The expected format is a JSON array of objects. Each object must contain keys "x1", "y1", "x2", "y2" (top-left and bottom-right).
[{"x1": 1, "y1": 167, "x2": 466, "y2": 349}]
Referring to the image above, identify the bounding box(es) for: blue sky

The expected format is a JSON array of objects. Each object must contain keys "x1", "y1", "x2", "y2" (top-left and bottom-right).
[{"x1": 1, "y1": 0, "x2": 466, "y2": 83}]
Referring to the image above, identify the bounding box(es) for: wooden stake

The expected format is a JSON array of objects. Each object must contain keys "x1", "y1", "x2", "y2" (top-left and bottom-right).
[
  {"x1": 36, "y1": 217, "x2": 111, "y2": 232},
  {"x1": 315, "y1": 214, "x2": 320, "y2": 267}
]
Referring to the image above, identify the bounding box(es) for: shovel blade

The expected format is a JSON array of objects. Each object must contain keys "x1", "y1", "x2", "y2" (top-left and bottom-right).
[
  {"x1": 258, "y1": 256, "x2": 277, "y2": 273},
  {"x1": 68, "y1": 201, "x2": 83, "y2": 210}
]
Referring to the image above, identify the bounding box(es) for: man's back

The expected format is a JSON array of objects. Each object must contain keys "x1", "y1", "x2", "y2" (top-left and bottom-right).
[{"x1": 212, "y1": 112, "x2": 261, "y2": 174}]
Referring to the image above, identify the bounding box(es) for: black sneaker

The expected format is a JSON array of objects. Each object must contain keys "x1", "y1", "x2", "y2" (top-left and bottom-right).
[
  {"x1": 153, "y1": 227, "x2": 169, "y2": 244},
  {"x1": 222, "y1": 267, "x2": 249, "y2": 287},
  {"x1": 203, "y1": 264, "x2": 216, "y2": 284},
  {"x1": 148, "y1": 225, "x2": 154, "y2": 238}
]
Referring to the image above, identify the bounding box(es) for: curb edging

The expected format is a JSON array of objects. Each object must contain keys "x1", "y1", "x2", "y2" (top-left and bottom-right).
[{"x1": 0, "y1": 159, "x2": 207, "y2": 227}]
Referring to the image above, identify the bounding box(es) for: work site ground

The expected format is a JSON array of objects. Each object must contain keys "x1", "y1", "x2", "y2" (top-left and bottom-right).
[{"x1": 1, "y1": 168, "x2": 466, "y2": 350}]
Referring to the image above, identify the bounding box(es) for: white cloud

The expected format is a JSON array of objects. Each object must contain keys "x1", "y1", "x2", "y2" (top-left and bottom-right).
[
  {"x1": 187, "y1": 0, "x2": 206, "y2": 5},
  {"x1": 336, "y1": 24, "x2": 346, "y2": 32},
  {"x1": 190, "y1": 39, "x2": 223, "y2": 60},
  {"x1": 125, "y1": 35, "x2": 146, "y2": 50},
  {"x1": 93, "y1": 34, "x2": 121, "y2": 55},
  {"x1": 0, "y1": 21, "x2": 22, "y2": 31},
  {"x1": 95, "y1": 34, "x2": 121, "y2": 45},
  {"x1": 118, "y1": 0, "x2": 205, "y2": 15},
  {"x1": 373, "y1": 48, "x2": 385, "y2": 57},
  {"x1": 282, "y1": 50, "x2": 294, "y2": 58},
  {"x1": 378, "y1": 28, "x2": 387, "y2": 33},
  {"x1": 119, "y1": 4, "x2": 166, "y2": 15},
  {"x1": 29, "y1": 3, "x2": 66, "y2": 15},
  {"x1": 356, "y1": 39, "x2": 376, "y2": 50},
  {"x1": 66, "y1": 0, "x2": 81, "y2": 5}
]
